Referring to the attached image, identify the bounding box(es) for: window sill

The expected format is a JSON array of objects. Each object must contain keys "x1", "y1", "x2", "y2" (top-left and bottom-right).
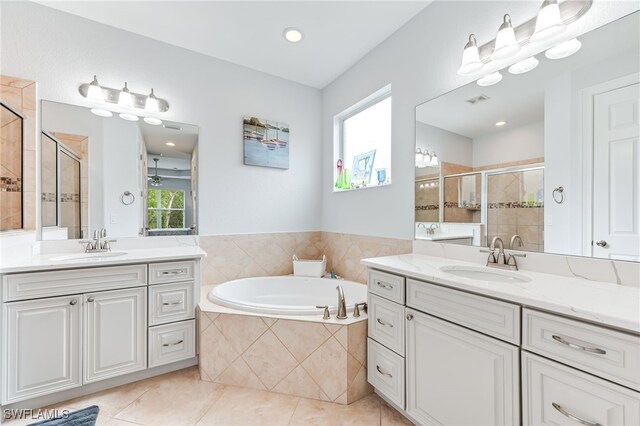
[{"x1": 333, "y1": 181, "x2": 392, "y2": 193}]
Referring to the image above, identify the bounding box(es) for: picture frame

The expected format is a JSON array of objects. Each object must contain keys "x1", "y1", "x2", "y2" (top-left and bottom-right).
[
  {"x1": 243, "y1": 116, "x2": 290, "y2": 169},
  {"x1": 350, "y1": 150, "x2": 376, "y2": 185}
]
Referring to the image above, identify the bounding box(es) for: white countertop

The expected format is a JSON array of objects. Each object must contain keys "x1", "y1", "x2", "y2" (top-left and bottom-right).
[
  {"x1": 416, "y1": 233, "x2": 474, "y2": 241},
  {"x1": 0, "y1": 246, "x2": 207, "y2": 274},
  {"x1": 361, "y1": 253, "x2": 640, "y2": 334}
]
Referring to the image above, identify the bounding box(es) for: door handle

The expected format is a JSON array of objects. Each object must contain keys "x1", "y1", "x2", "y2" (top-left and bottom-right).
[{"x1": 595, "y1": 240, "x2": 608, "y2": 247}]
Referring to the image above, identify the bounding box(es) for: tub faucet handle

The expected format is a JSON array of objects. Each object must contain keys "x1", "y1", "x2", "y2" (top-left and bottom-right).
[
  {"x1": 316, "y1": 305, "x2": 330, "y2": 320},
  {"x1": 353, "y1": 302, "x2": 367, "y2": 318}
]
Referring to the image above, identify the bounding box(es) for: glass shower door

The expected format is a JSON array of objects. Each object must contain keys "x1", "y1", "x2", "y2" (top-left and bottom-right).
[{"x1": 59, "y1": 149, "x2": 81, "y2": 239}]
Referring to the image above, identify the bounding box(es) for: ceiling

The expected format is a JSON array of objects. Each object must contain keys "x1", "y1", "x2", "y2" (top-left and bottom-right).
[
  {"x1": 142, "y1": 119, "x2": 198, "y2": 160},
  {"x1": 34, "y1": 0, "x2": 431, "y2": 89},
  {"x1": 416, "y1": 11, "x2": 640, "y2": 139}
]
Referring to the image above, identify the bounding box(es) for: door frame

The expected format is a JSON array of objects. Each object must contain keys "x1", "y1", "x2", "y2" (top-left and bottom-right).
[{"x1": 581, "y1": 73, "x2": 640, "y2": 257}]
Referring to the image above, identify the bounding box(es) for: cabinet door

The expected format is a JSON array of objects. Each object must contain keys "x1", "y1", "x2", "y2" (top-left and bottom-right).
[
  {"x1": 84, "y1": 287, "x2": 147, "y2": 383},
  {"x1": 406, "y1": 309, "x2": 520, "y2": 425},
  {"x1": 2, "y1": 295, "x2": 82, "y2": 404}
]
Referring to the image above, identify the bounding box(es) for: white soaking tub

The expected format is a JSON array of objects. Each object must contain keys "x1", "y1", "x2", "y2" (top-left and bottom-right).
[{"x1": 207, "y1": 275, "x2": 367, "y2": 316}]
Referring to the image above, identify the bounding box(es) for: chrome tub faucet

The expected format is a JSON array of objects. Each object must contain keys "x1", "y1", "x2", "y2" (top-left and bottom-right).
[{"x1": 336, "y1": 285, "x2": 347, "y2": 319}]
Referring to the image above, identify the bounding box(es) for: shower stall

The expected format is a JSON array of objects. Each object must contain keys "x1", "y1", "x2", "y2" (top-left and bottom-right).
[{"x1": 0, "y1": 102, "x2": 23, "y2": 230}]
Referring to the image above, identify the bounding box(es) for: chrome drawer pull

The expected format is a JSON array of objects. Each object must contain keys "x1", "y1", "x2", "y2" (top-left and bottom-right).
[
  {"x1": 162, "y1": 301, "x2": 183, "y2": 306},
  {"x1": 376, "y1": 365, "x2": 392, "y2": 378},
  {"x1": 376, "y1": 281, "x2": 393, "y2": 289},
  {"x1": 162, "y1": 339, "x2": 184, "y2": 347},
  {"x1": 551, "y1": 335, "x2": 607, "y2": 355},
  {"x1": 376, "y1": 318, "x2": 394, "y2": 328},
  {"x1": 161, "y1": 269, "x2": 185, "y2": 275},
  {"x1": 552, "y1": 403, "x2": 601, "y2": 426}
]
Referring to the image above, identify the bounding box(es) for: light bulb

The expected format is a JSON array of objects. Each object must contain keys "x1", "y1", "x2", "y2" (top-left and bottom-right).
[
  {"x1": 477, "y1": 72, "x2": 503, "y2": 87},
  {"x1": 530, "y1": 0, "x2": 566, "y2": 43},
  {"x1": 86, "y1": 75, "x2": 103, "y2": 102},
  {"x1": 119, "y1": 113, "x2": 139, "y2": 122},
  {"x1": 145, "y1": 89, "x2": 159, "y2": 113},
  {"x1": 118, "y1": 82, "x2": 133, "y2": 107},
  {"x1": 545, "y1": 38, "x2": 581, "y2": 59},
  {"x1": 492, "y1": 14, "x2": 520, "y2": 60},
  {"x1": 283, "y1": 27, "x2": 304, "y2": 43},
  {"x1": 458, "y1": 34, "x2": 484, "y2": 75},
  {"x1": 90, "y1": 108, "x2": 112, "y2": 117},
  {"x1": 508, "y1": 56, "x2": 539, "y2": 74}
]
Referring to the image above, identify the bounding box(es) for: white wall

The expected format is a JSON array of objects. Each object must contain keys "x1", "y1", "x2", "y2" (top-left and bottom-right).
[
  {"x1": 415, "y1": 122, "x2": 472, "y2": 177},
  {"x1": 321, "y1": 0, "x2": 638, "y2": 240},
  {"x1": 472, "y1": 121, "x2": 544, "y2": 168},
  {"x1": 1, "y1": 1, "x2": 322, "y2": 236}
]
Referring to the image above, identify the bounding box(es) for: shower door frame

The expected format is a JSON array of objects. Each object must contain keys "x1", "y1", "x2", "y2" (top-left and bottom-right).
[
  {"x1": 0, "y1": 101, "x2": 24, "y2": 231},
  {"x1": 41, "y1": 131, "x2": 82, "y2": 238}
]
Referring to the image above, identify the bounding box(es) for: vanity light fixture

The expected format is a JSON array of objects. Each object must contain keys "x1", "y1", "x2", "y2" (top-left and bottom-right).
[
  {"x1": 530, "y1": 0, "x2": 566, "y2": 43},
  {"x1": 491, "y1": 15, "x2": 520, "y2": 60},
  {"x1": 118, "y1": 82, "x2": 133, "y2": 107},
  {"x1": 145, "y1": 89, "x2": 159, "y2": 113},
  {"x1": 477, "y1": 71, "x2": 503, "y2": 87},
  {"x1": 283, "y1": 27, "x2": 304, "y2": 43},
  {"x1": 457, "y1": 34, "x2": 484, "y2": 75},
  {"x1": 508, "y1": 56, "x2": 539, "y2": 74},
  {"x1": 545, "y1": 38, "x2": 581, "y2": 59},
  {"x1": 143, "y1": 117, "x2": 162, "y2": 126},
  {"x1": 90, "y1": 108, "x2": 112, "y2": 117},
  {"x1": 165, "y1": 142, "x2": 175, "y2": 147},
  {"x1": 495, "y1": 120, "x2": 508, "y2": 126},
  {"x1": 86, "y1": 75, "x2": 103, "y2": 102},
  {"x1": 415, "y1": 148, "x2": 439, "y2": 168},
  {"x1": 119, "y1": 113, "x2": 139, "y2": 122}
]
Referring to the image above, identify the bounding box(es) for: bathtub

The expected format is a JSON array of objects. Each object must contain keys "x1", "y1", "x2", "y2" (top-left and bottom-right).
[
  {"x1": 207, "y1": 275, "x2": 368, "y2": 316},
  {"x1": 199, "y1": 275, "x2": 373, "y2": 404}
]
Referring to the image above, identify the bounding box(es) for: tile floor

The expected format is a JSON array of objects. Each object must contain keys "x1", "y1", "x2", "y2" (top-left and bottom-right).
[{"x1": 4, "y1": 367, "x2": 413, "y2": 426}]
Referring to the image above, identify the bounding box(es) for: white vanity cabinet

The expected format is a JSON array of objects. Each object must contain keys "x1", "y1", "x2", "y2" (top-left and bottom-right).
[
  {"x1": 1, "y1": 258, "x2": 200, "y2": 406},
  {"x1": 84, "y1": 287, "x2": 147, "y2": 383},
  {"x1": 2, "y1": 294, "x2": 82, "y2": 403}
]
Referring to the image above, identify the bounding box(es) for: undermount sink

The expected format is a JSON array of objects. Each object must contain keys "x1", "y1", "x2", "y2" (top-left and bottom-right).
[
  {"x1": 440, "y1": 266, "x2": 531, "y2": 283},
  {"x1": 50, "y1": 252, "x2": 127, "y2": 262}
]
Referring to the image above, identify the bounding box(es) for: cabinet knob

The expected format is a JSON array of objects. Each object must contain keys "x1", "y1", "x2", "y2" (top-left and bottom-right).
[
  {"x1": 406, "y1": 313, "x2": 414, "y2": 320},
  {"x1": 69, "y1": 299, "x2": 77, "y2": 305},
  {"x1": 87, "y1": 297, "x2": 95, "y2": 302}
]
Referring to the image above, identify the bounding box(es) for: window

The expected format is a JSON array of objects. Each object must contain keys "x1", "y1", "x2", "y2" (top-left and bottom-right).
[
  {"x1": 335, "y1": 86, "x2": 391, "y2": 191},
  {"x1": 147, "y1": 189, "x2": 185, "y2": 229}
]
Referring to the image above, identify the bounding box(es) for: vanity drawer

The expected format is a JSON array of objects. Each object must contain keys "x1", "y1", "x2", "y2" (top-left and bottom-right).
[
  {"x1": 368, "y1": 293, "x2": 405, "y2": 356},
  {"x1": 368, "y1": 270, "x2": 405, "y2": 304},
  {"x1": 2, "y1": 264, "x2": 147, "y2": 302},
  {"x1": 368, "y1": 338, "x2": 405, "y2": 408},
  {"x1": 149, "y1": 282, "x2": 195, "y2": 326},
  {"x1": 522, "y1": 352, "x2": 640, "y2": 426},
  {"x1": 523, "y1": 309, "x2": 640, "y2": 391},
  {"x1": 149, "y1": 260, "x2": 196, "y2": 285},
  {"x1": 149, "y1": 320, "x2": 196, "y2": 367},
  {"x1": 406, "y1": 279, "x2": 520, "y2": 345}
]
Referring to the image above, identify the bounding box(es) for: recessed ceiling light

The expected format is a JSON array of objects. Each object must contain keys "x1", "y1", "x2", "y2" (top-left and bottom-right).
[
  {"x1": 144, "y1": 117, "x2": 162, "y2": 126},
  {"x1": 545, "y1": 38, "x2": 582, "y2": 60},
  {"x1": 283, "y1": 27, "x2": 303, "y2": 43},
  {"x1": 119, "y1": 113, "x2": 139, "y2": 122},
  {"x1": 508, "y1": 56, "x2": 539, "y2": 74},
  {"x1": 477, "y1": 72, "x2": 503, "y2": 87},
  {"x1": 495, "y1": 121, "x2": 508, "y2": 126},
  {"x1": 90, "y1": 108, "x2": 112, "y2": 117},
  {"x1": 165, "y1": 142, "x2": 175, "y2": 147}
]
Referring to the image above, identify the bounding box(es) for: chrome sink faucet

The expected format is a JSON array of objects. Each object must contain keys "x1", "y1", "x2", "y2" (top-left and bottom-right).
[
  {"x1": 427, "y1": 223, "x2": 440, "y2": 235},
  {"x1": 336, "y1": 285, "x2": 347, "y2": 319},
  {"x1": 78, "y1": 228, "x2": 117, "y2": 253},
  {"x1": 510, "y1": 234, "x2": 524, "y2": 249},
  {"x1": 482, "y1": 236, "x2": 526, "y2": 271}
]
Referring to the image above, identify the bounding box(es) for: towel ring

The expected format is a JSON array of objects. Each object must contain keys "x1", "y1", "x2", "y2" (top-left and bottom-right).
[
  {"x1": 552, "y1": 186, "x2": 564, "y2": 204},
  {"x1": 121, "y1": 191, "x2": 135, "y2": 206}
]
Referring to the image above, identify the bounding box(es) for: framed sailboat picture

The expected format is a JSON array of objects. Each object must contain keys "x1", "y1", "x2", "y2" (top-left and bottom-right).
[{"x1": 243, "y1": 116, "x2": 290, "y2": 169}]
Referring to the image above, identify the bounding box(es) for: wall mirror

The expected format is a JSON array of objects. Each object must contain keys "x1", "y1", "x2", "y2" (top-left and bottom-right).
[
  {"x1": 415, "y1": 11, "x2": 639, "y2": 261},
  {"x1": 40, "y1": 101, "x2": 199, "y2": 240}
]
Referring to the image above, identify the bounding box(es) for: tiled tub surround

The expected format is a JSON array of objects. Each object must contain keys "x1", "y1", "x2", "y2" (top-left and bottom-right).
[
  {"x1": 198, "y1": 232, "x2": 412, "y2": 286},
  {"x1": 197, "y1": 309, "x2": 372, "y2": 405}
]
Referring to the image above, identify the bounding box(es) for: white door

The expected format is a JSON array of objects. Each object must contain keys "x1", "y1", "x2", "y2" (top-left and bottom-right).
[
  {"x1": 2, "y1": 295, "x2": 82, "y2": 404},
  {"x1": 593, "y1": 82, "x2": 640, "y2": 261},
  {"x1": 84, "y1": 287, "x2": 147, "y2": 383},
  {"x1": 406, "y1": 309, "x2": 520, "y2": 426}
]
